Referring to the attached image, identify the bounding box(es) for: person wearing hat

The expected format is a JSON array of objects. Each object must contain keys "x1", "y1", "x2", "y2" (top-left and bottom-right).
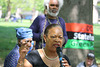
[
  {"x1": 4, "y1": 27, "x2": 33, "y2": 67},
  {"x1": 77, "y1": 53, "x2": 98, "y2": 67}
]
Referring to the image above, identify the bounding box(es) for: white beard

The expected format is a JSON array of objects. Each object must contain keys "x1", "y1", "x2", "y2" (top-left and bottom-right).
[{"x1": 47, "y1": 6, "x2": 60, "y2": 17}]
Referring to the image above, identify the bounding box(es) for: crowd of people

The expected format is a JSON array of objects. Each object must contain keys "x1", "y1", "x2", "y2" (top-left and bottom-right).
[{"x1": 4, "y1": 0, "x2": 98, "y2": 67}]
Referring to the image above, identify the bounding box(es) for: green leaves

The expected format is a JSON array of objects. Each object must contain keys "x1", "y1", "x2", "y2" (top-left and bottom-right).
[
  {"x1": 0, "y1": 0, "x2": 44, "y2": 17},
  {"x1": 35, "y1": 0, "x2": 44, "y2": 12}
]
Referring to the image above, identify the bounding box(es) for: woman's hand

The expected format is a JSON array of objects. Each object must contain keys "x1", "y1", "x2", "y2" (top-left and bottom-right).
[
  {"x1": 62, "y1": 58, "x2": 71, "y2": 67},
  {"x1": 17, "y1": 41, "x2": 31, "y2": 67},
  {"x1": 19, "y1": 43, "x2": 29, "y2": 59}
]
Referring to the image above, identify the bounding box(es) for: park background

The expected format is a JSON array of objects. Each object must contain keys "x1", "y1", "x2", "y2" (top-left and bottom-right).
[{"x1": 0, "y1": 0, "x2": 100, "y2": 67}]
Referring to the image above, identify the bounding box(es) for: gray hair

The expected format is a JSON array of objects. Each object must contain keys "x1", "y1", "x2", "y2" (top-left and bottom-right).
[{"x1": 44, "y1": 0, "x2": 64, "y2": 9}]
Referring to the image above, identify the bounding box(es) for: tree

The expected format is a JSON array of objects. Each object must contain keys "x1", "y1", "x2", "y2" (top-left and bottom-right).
[
  {"x1": 34, "y1": 0, "x2": 44, "y2": 12},
  {"x1": 59, "y1": 0, "x2": 93, "y2": 66},
  {"x1": 0, "y1": 0, "x2": 8, "y2": 18},
  {"x1": 5, "y1": 0, "x2": 11, "y2": 21},
  {"x1": 0, "y1": 0, "x2": 44, "y2": 21}
]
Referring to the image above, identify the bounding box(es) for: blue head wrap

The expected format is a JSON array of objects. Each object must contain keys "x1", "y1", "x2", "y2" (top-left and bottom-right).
[{"x1": 16, "y1": 27, "x2": 33, "y2": 39}]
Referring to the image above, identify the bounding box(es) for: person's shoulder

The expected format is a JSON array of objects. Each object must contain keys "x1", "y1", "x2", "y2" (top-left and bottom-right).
[
  {"x1": 6, "y1": 46, "x2": 19, "y2": 58},
  {"x1": 58, "y1": 16, "x2": 64, "y2": 20},
  {"x1": 92, "y1": 64, "x2": 98, "y2": 67},
  {"x1": 37, "y1": 14, "x2": 45, "y2": 19},
  {"x1": 6, "y1": 49, "x2": 19, "y2": 59},
  {"x1": 58, "y1": 16, "x2": 65, "y2": 24},
  {"x1": 28, "y1": 50, "x2": 38, "y2": 55},
  {"x1": 11, "y1": 45, "x2": 19, "y2": 54},
  {"x1": 26, "y1": 50, "x2": 40, "y2": 61},
  {"x1": 4, "y1": 48, "x2": 19, "y2": 64},
  {"x1": 77, "y1": 61, "x2": 84, "y2": 67},
  {"x1": 78, "y1": 61, "x2": 84, "y2": 64}
]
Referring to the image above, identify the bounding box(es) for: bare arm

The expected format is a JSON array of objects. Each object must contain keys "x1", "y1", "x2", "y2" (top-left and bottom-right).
[
  {"x1": 24, "y1": 59, "x2": 32, "y2": 67},
  {"x1": 17, "y1": 59, "x2": 32, "y2": 67}
]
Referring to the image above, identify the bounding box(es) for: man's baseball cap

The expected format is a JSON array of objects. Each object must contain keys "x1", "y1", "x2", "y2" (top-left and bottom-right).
[{"x1": 87, "y1": 53, "x2": 95, "y2": 59}]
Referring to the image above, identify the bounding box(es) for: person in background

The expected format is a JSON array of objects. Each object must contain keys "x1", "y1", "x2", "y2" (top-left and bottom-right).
[
  {"x1": 29, "y1": 0, "x2": 68, "y2": 49},
  {"x1": 77, "y1": 53, "x2": 98, "y2": 67},
  {"x1": 20, "y1": 14, "x2": 23, "y2": 23},
  {"x1": 4, "y1": 27, "x2": 33, "y2": 67},
  {"x1": 17, "y1": 24, "x2": 71, "y2": 67}
]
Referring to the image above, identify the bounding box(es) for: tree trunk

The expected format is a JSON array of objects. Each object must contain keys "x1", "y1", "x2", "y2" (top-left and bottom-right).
[
  {"x1": 0, "y1": 6, "x2": 2, "y2": 18},
  {"x1": 59, "y1": 0, "x2": 93, "y2": 67},
  {"x1": 5, "y1": 0, "x2": 11, "y2": 21}
]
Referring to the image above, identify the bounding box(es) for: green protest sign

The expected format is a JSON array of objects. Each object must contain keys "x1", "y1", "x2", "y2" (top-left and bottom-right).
[{"x1": 64, "y1": 39, "x2": 94, "y2": 50}]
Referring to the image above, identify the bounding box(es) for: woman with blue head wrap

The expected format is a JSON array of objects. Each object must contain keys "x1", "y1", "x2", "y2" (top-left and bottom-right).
[{"x1": 4, "y1": 27, "x2": 34, "y2": 67}]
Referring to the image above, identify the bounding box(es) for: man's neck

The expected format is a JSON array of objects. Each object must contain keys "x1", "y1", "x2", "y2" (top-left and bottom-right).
[{"x1": 47, "y1": 14, "x2": 57, "y2": 19}]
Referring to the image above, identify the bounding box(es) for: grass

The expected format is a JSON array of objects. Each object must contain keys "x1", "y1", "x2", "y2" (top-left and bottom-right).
[
  {"x1": 0, "y1": 19, "x2": 100, "y2": 64},
  {"x1": 93, "y1": 24, "x2": 100, "y2": 64}
]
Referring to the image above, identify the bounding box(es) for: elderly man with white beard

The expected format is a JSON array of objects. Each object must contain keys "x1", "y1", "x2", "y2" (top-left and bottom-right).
[{"x1": 29, "y1": 0, "x2": 68, "y2": 49}]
